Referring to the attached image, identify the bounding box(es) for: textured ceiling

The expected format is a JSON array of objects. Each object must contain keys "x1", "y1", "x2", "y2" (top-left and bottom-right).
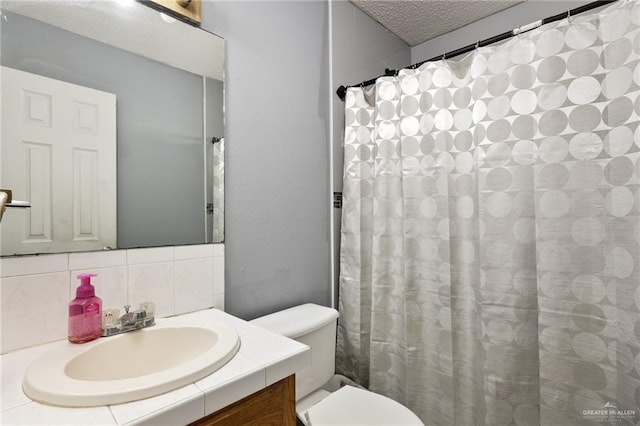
[{"x1": 350, "y1": 0, "x2": 523, "y2": 47}]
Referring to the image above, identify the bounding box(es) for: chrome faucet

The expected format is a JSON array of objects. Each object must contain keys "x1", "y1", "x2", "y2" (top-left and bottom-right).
[{"x1": 102, "y1": 302, "x2": 155, "y2": 337}]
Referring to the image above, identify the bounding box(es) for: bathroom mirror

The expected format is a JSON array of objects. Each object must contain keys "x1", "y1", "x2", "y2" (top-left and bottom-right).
[{"x1": 0, "y1": 0, "x2": 224, "y2": 256}]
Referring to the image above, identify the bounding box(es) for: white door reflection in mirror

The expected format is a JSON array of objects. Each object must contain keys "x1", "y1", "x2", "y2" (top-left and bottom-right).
[{"x1": 1, "y1": 67, "x2": 116, "y2": 255}]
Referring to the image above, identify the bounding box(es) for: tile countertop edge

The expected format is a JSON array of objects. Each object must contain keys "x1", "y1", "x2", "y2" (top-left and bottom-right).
[{"x1": 0, "y1": 308, "x2": 311, "y2": 426}]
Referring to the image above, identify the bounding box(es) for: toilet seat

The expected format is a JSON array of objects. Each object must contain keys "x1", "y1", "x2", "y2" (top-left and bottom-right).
[{"x1": 305, "y1": 385, "x2": 424, "y2": 426}]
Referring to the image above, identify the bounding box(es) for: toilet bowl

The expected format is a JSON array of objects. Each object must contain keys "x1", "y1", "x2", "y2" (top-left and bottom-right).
[{"x1": 250, "y1": 303, "x2": 424, "y2": 426}]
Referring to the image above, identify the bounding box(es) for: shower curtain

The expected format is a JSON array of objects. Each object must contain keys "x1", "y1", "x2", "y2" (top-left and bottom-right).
[{"x1": 336, "y1": 1, "x2": 640, "y2": 425}]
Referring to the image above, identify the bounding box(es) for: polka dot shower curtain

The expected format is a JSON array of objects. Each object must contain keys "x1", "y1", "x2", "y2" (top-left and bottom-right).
[{"x1": 336, "y1": 1, "x2": 640, "y2": 425}]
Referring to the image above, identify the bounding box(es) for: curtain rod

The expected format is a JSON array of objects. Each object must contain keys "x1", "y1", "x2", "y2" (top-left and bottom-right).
[{"x1": 336, "y1": 0, "x2": 616, "y2": 101}]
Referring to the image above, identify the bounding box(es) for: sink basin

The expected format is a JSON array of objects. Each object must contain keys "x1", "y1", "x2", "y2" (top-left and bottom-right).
[{"x1": 22, "y1": 321, "x2": 240, "y2": 407}]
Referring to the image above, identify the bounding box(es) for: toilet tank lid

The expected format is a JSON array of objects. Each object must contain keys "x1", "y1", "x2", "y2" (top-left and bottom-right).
[{"x1": 250, "y1": 304, "x2": 339, "y2": 339}]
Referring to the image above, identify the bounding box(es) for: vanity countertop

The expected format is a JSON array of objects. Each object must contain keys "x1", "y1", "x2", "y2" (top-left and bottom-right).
[{"x1": 0, "y1": 308, "x2": 310, "y2": 425}]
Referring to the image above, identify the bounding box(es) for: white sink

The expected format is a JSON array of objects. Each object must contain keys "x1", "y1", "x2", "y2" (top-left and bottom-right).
[{"x1": 22, "y1": 321, "x2": 240, "y2": 407}]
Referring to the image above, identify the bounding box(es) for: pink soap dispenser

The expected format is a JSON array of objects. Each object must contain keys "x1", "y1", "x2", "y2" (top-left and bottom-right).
[{"x1": 68, "y1": 273, "x2": 103, "y2": 343}]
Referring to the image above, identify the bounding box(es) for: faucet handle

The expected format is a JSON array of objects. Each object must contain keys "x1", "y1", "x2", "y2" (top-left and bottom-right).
[
  {"x1": 139, "y1": 301, "x2": 155, "y2": 317},
  {"x1": 102, "y1": 309, "x2": 120, "y2": 328},
  {"x1": 124, "y1": 304, "x2": 131, "y2": 314}
]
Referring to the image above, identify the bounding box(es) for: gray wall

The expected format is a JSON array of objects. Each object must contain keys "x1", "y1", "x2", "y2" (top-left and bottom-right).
[
  {"x1": 411, "y1": 1, "x2": 595, "y2": 63},
  {"x1": 201, "y1": 1, "x2": 332, "y2": 319},
  {"x1": 1, "y1": 11, "x2": 207, "y2": 248},
  {"x1": 330, "y1": 1, "x2": 411, "y2": 304}
]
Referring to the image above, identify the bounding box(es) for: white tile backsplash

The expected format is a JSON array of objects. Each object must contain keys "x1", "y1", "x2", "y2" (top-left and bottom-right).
[
  {"x1": 1, "y1": 272, "x2": 69, "y2": 353},
  {"x1": 128, "y1": 263, "x2": 175, "y2": 318},
  {"x1": 213, "y1": 293, "x2": 225, "y2": 312},
  {"x1": 174, "y1": 258, "x2": 214, "y2": 315},
  {"x1": 212, "y1": 244, "x2": 224, "y2": 258},
  {"x1": 126, "y1": 247, "x2": 174, "y2": 265},
  {"x1": 213, "y1": 256, "x2": 225, "y2": 296},
  {"x1": 0, "y1": 244, "x2": 224, "y2": 353},
  {"x1": 69, "y1": 250, "x2": 126, "y2": 271},
  {"x1": 0, "y1": 254, "x2": 68, "y2": 278},
  {"x1": 175, "y1": 244, "x2": 214, "y2": 261}
]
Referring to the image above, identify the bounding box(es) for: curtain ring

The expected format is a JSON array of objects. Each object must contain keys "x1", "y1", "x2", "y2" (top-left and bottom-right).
[
  {"x1": 475, "y1": 40, "x2": 480, "y2": 50},
  {"x1": 567, "y1": 9, "x2": 572, "y2": 23}
]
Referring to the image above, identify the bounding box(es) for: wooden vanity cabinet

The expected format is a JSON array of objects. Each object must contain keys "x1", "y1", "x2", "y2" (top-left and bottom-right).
[{"x1": 189, "y1": 375, "x2": 296, "y2": 426}]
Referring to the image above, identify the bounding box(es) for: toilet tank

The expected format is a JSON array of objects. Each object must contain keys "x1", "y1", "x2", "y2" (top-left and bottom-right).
[{"x1": 250, "y1": 304, "x2": 339, "y2": 400}]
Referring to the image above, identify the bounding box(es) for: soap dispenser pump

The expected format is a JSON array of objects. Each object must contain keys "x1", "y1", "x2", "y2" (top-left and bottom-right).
[{"x1": 68, "y1": 273, "x2": 103, "y2": 343}]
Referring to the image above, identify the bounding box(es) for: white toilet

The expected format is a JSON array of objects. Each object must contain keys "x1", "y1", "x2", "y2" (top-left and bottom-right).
[{"x1": 250, "y1": 303, "x2": 424, "y2": 426}]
